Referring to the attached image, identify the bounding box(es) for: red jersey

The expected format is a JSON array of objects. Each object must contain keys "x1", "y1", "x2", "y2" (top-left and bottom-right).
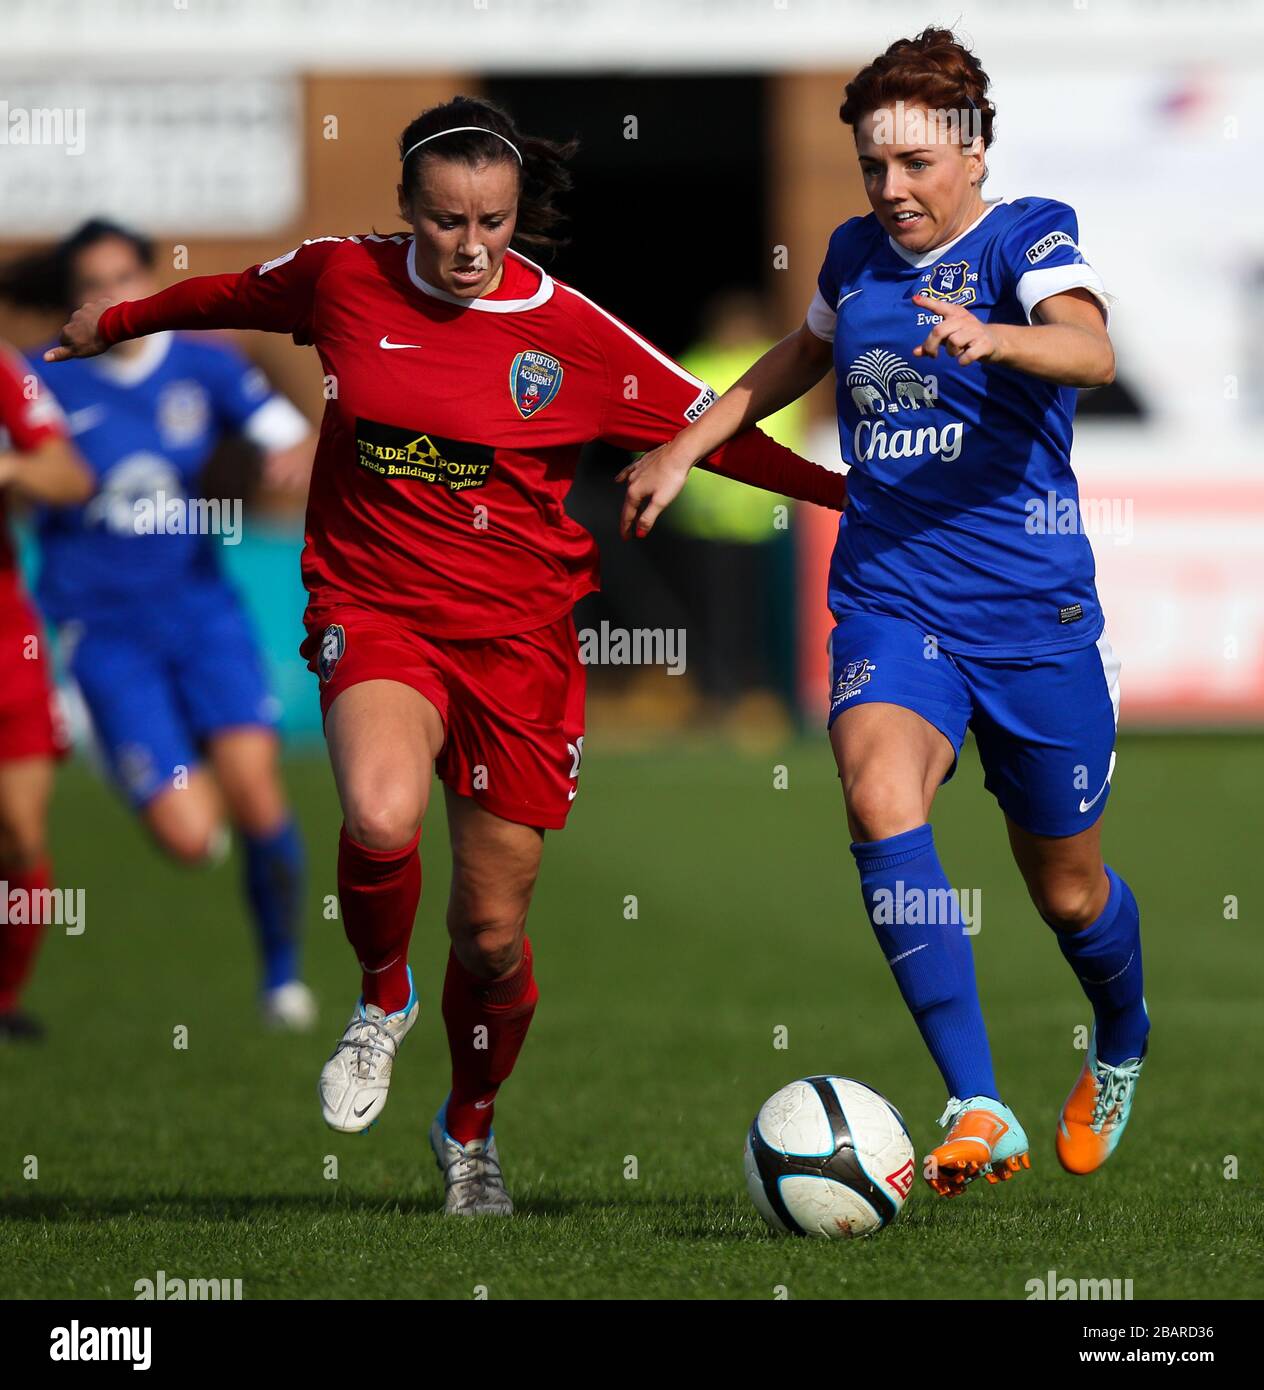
[
  {"x1": 0, "y1": 343, "x2": 67, "y2": 590},
  {"x1": 100, "y1": 236, "x2": 845, "y2": 639}
]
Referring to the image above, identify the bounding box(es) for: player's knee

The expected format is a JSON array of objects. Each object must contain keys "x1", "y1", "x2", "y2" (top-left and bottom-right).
[
  {"x1": 342, "y1": 793, "x2": 421, "y2": 852},
  {"x1": 158, "y1": 820, "x2": 229, "y2": 867},
  {"x1": 450, "y1": 922, "x2": 520, "y2": 978},
  {"x1": 844, "y1": 776, "x2": 925, "y2": 843},
  {"x1": 449, "y1": 910, "x2": 526, "y2": 979},
  {"x1": 1030, "y1": 873, "x2": 1103, "y2": 932}
]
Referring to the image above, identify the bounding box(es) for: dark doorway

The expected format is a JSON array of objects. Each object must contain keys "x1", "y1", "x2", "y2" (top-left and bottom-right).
[{"x1": 486, "y1": 73, "x2": 770, "y2": 649}]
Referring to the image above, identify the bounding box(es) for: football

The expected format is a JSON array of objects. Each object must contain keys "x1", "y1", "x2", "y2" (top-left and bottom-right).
[{"x1": 744, "y1": 1076, "x2": 916, "y2": 1237}]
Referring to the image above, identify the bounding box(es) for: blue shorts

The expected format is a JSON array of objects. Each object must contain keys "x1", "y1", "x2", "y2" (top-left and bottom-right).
[
  {"x1": 64, "y1": 588, "x2": 279, "y2": 808},
  {"x1": 828, "y1": 610, "x2": 1120, "y2": 838}
]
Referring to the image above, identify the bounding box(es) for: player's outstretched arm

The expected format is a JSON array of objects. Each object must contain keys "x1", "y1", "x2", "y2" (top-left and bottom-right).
[
  {"x1": 45, "y1": 240, "x2": 337, "y2": 365},
  {"x1": 617, "y1": 324, "x2": 835, "y2": 538}
]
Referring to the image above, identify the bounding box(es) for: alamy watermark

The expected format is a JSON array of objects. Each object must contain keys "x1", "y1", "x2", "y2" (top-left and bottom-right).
[
  {"x1": 577, "y1": 621, "x2": 686, "y2": 676},
  {"x1": 872, "y1": 881, "x2": 981, "y2": 935},
  {"x1": 135, "y1": 1269, "x2": 243, "y2": 1300},
  {"x1": 0, "y1": 102, "x2": 85, "y2": 156},
  {"x1": 1026, "y1": 1268, "x2": 1133, "y2": 1300},
  {"x1": 49, "y1": 1323, "x2": 150, "y2": 1370},
  {"x1": 1024, "y1": 492, "x2": 1134, "y2": 546},
  {"x1": 134, "y1": 492, "x2": 243, "y2": 546},
  {"x1": 0, "y1": 880, "x2": 84, "y2": 934},
  {"x1": 871, "y1": 100, "x2": 983, "y2": 148}
]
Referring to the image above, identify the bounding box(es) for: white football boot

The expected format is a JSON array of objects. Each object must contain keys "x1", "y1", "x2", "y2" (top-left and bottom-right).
[
  {"x1": 429, "y1": 1102, "x2": 514, "y2": 1216},
  {"x1": 260, "y1": 981, "x2": 318, "y2": 1032},
  {"x1": 318, "y1": 967, "x2": 418, "y2": 1133}
]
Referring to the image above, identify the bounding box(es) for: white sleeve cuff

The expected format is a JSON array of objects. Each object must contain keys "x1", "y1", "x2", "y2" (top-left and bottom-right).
[
  {"x1": 805, "y1": 288, "x2": 837, "y2": 342},
  {"x1": 1017, "y1": 263, "x2": 1114, "y2": 329},
  {"x1": 241, "y1": 394, "x2": 311, "y2": 451}
]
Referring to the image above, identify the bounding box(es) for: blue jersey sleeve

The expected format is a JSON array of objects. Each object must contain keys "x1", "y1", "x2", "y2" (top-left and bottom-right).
[
  {"x1": 194, "y1": 342, "x2": 274, "y2": 433},
  {"x1": 806, "y1": 218, "x2": 863, "y2": 342},
  {"x1": 195, "y1": 342, "x2": 310, "y2": 451},
  {"x1": 998, "y1": 198, "x2": 1111, "y2": 325}
]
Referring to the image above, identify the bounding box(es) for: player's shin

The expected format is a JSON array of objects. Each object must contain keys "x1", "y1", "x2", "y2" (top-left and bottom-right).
[
  {"x1": 243, "y1": 819, "x2": 305, "y2": 990},
  {"x1": 1052, "y1": 866, "x2": 1148, "y2": 1065},
  {"x1": 337, "y1": 825, "x2": 420, "y2": 1015},
  {"x1": 851, "y1": 825, "x2": 997, "y2": 1101},
  {"x1": 441, "y1": 934, "x2": 539, "y2": 1144}
]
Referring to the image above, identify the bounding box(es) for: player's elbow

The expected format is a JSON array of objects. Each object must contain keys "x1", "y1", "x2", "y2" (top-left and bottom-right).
[
  {"x1": 1093, "y1": 342, "x2": 1116, "y2": 388},
  {"x1": 1080, "y1": 339, "x2": 1115, "y2": 389}
]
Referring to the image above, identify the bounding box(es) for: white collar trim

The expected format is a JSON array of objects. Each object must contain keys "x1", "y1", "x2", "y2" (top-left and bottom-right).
[
  {"x1": 90, "y1": 330, "x2": 173, "y2": 384},
  {"x1": 886, "y1": 200, "x2": 1005, "y2": 268},
  {"x1": 405, "y1": 242, "x2": 553, "y2": 312}
]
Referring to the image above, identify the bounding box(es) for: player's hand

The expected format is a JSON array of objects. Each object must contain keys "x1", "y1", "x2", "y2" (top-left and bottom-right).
[
  {"x1": 0, "y1": 451, "x2": 17, "y2": 488},
  {"x1": 912, "y1": 293, "x2": 1003, "y2": 367},
  {"x1": 616, "y1": 440, "x2": 697, "y2": 539},
  {"x1": 43, "y1": 298, "x2": 115, "y2": 363}
]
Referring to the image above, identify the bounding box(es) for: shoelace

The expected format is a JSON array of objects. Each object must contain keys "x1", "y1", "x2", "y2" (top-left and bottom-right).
[
  {"x1": 334, "y1": 1016, "x2": 396, "y2": 1082},
  {"x1": 937, "y1": 1097, "x2": 968, "y2": 1129},
  {"x1": 1091, "y1": 1057, "x2": 1143, "y2": 1133},
  {"x1": 446, "y1": 1144, "x2": 506, "y2": 1204}
]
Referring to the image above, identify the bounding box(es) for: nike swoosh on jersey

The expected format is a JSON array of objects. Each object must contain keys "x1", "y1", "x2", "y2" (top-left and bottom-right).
[
  {"x1": 837, "y1": 289, "x2": 864, "y2": 307},
  {"x1": 1078, "y1": 750, "x2": 1117, "y2": 813},
  {"x1": 379, "y1": 336, "x2": 423, "y2": 350}
]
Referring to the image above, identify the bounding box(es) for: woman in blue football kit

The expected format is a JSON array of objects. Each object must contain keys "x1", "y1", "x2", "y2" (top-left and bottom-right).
[
  {"x1": 621, "y1": 28, "x2": 1149, "y2": 1195},
  {"x1": 0, "y1": 220, "x2": 318, "y2": 1029}
]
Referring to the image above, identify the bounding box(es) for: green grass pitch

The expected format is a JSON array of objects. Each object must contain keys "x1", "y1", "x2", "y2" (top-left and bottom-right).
[{"x1": 2, "y1": 733, "x2": 1261, "y2": 1299}]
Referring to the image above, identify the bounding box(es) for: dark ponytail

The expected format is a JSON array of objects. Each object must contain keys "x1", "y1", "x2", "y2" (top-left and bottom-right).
[
  {"x1": 398, "y1": 96, "x2": 576, "y2": 255},
  {"x1": 0, "y1": 217, "x2": 154, "y2": 312}
]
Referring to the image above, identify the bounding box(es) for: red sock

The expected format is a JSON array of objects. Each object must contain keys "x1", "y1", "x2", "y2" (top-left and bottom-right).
[
  {"x1": 442, "y1": 935, "x2": 539, "y2": 1144},
  {"x1": 337, "y1": 826, "x2": 420, "y2": 1014},
  {"x1": 0, "y1": 859, "x2": 53, "y2": 1013}
]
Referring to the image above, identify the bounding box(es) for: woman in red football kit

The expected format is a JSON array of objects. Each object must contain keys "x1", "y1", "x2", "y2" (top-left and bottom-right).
[
  {"x1": 0, "y1": 343, "x2": 95, "y2": 1040},
  {"x1": 47, "y1": 96, "x2": 846, "y2": 1213}
]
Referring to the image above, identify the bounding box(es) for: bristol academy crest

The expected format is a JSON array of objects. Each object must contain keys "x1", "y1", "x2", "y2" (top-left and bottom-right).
[{"x1": 509, "y1": 350, "x2": 563, "y2": 419}]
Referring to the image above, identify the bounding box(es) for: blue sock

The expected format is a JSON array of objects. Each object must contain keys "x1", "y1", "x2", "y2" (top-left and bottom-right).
[
  {"x1": 851, "y1": 824, "x2": 997, "y2": 1101},
  {"x1": 242, "y1": 819, "x2": 305, "y2": 991},
  {"x1": 1053, "y1": 866, "x2": 1149, "y2": 1066}
]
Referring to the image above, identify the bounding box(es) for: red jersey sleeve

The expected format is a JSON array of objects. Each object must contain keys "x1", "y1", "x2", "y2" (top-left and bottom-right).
[
  {"x1": 0, "y1": 346, "x2": 67, "y2": 450},
  {"x1": 582, "y1": 295, "x2": 845, "y2": 511},
  {"x1": 98, "y1": 236, "x2": 345, "y2": 348}
]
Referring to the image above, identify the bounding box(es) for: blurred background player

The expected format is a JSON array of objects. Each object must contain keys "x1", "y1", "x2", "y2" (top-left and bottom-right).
[
  {"x1": 0, "y1": 220, "x2": 319, "y2": 1031},
  {"x1": 45, "y1": 98, "x2": 846, "y2": 1215},
  {"x1": 0, "y1": 340, "x2": 94, "y2": 1040},
  {"x1": 622, "y1": 29, "x2": 1149, "y2": 1196}
]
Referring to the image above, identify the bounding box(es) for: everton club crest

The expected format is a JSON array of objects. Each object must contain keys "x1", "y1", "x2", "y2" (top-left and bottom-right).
[
  {"x1": 921, "y1": 260, "x2": 976, "y2": 308},
  {"x1": 510, "y1": 349, "x2": 563, "y2": 419}
]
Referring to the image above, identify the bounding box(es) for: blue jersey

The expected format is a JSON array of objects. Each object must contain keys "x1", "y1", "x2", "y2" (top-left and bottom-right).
[
  {"x1": 807, "y1": 197, "x2": 1111, "y2": 657},
  {"x1": 30, "y1": 331, "x2": 306, "y2": 626}
]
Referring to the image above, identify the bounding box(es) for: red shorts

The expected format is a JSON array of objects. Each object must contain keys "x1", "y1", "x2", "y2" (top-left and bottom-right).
[
  {"x1": 302, "y1": 607, "x2": 587, "y2": 830},
  {"x1": 0, "y1": 592, "x2": 67, "y2": 763}
]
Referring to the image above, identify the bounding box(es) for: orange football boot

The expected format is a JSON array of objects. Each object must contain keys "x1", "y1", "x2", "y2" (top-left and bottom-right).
[{"x1": 924, "y1": 1096, "x2": 1031, "y2": 1197}]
